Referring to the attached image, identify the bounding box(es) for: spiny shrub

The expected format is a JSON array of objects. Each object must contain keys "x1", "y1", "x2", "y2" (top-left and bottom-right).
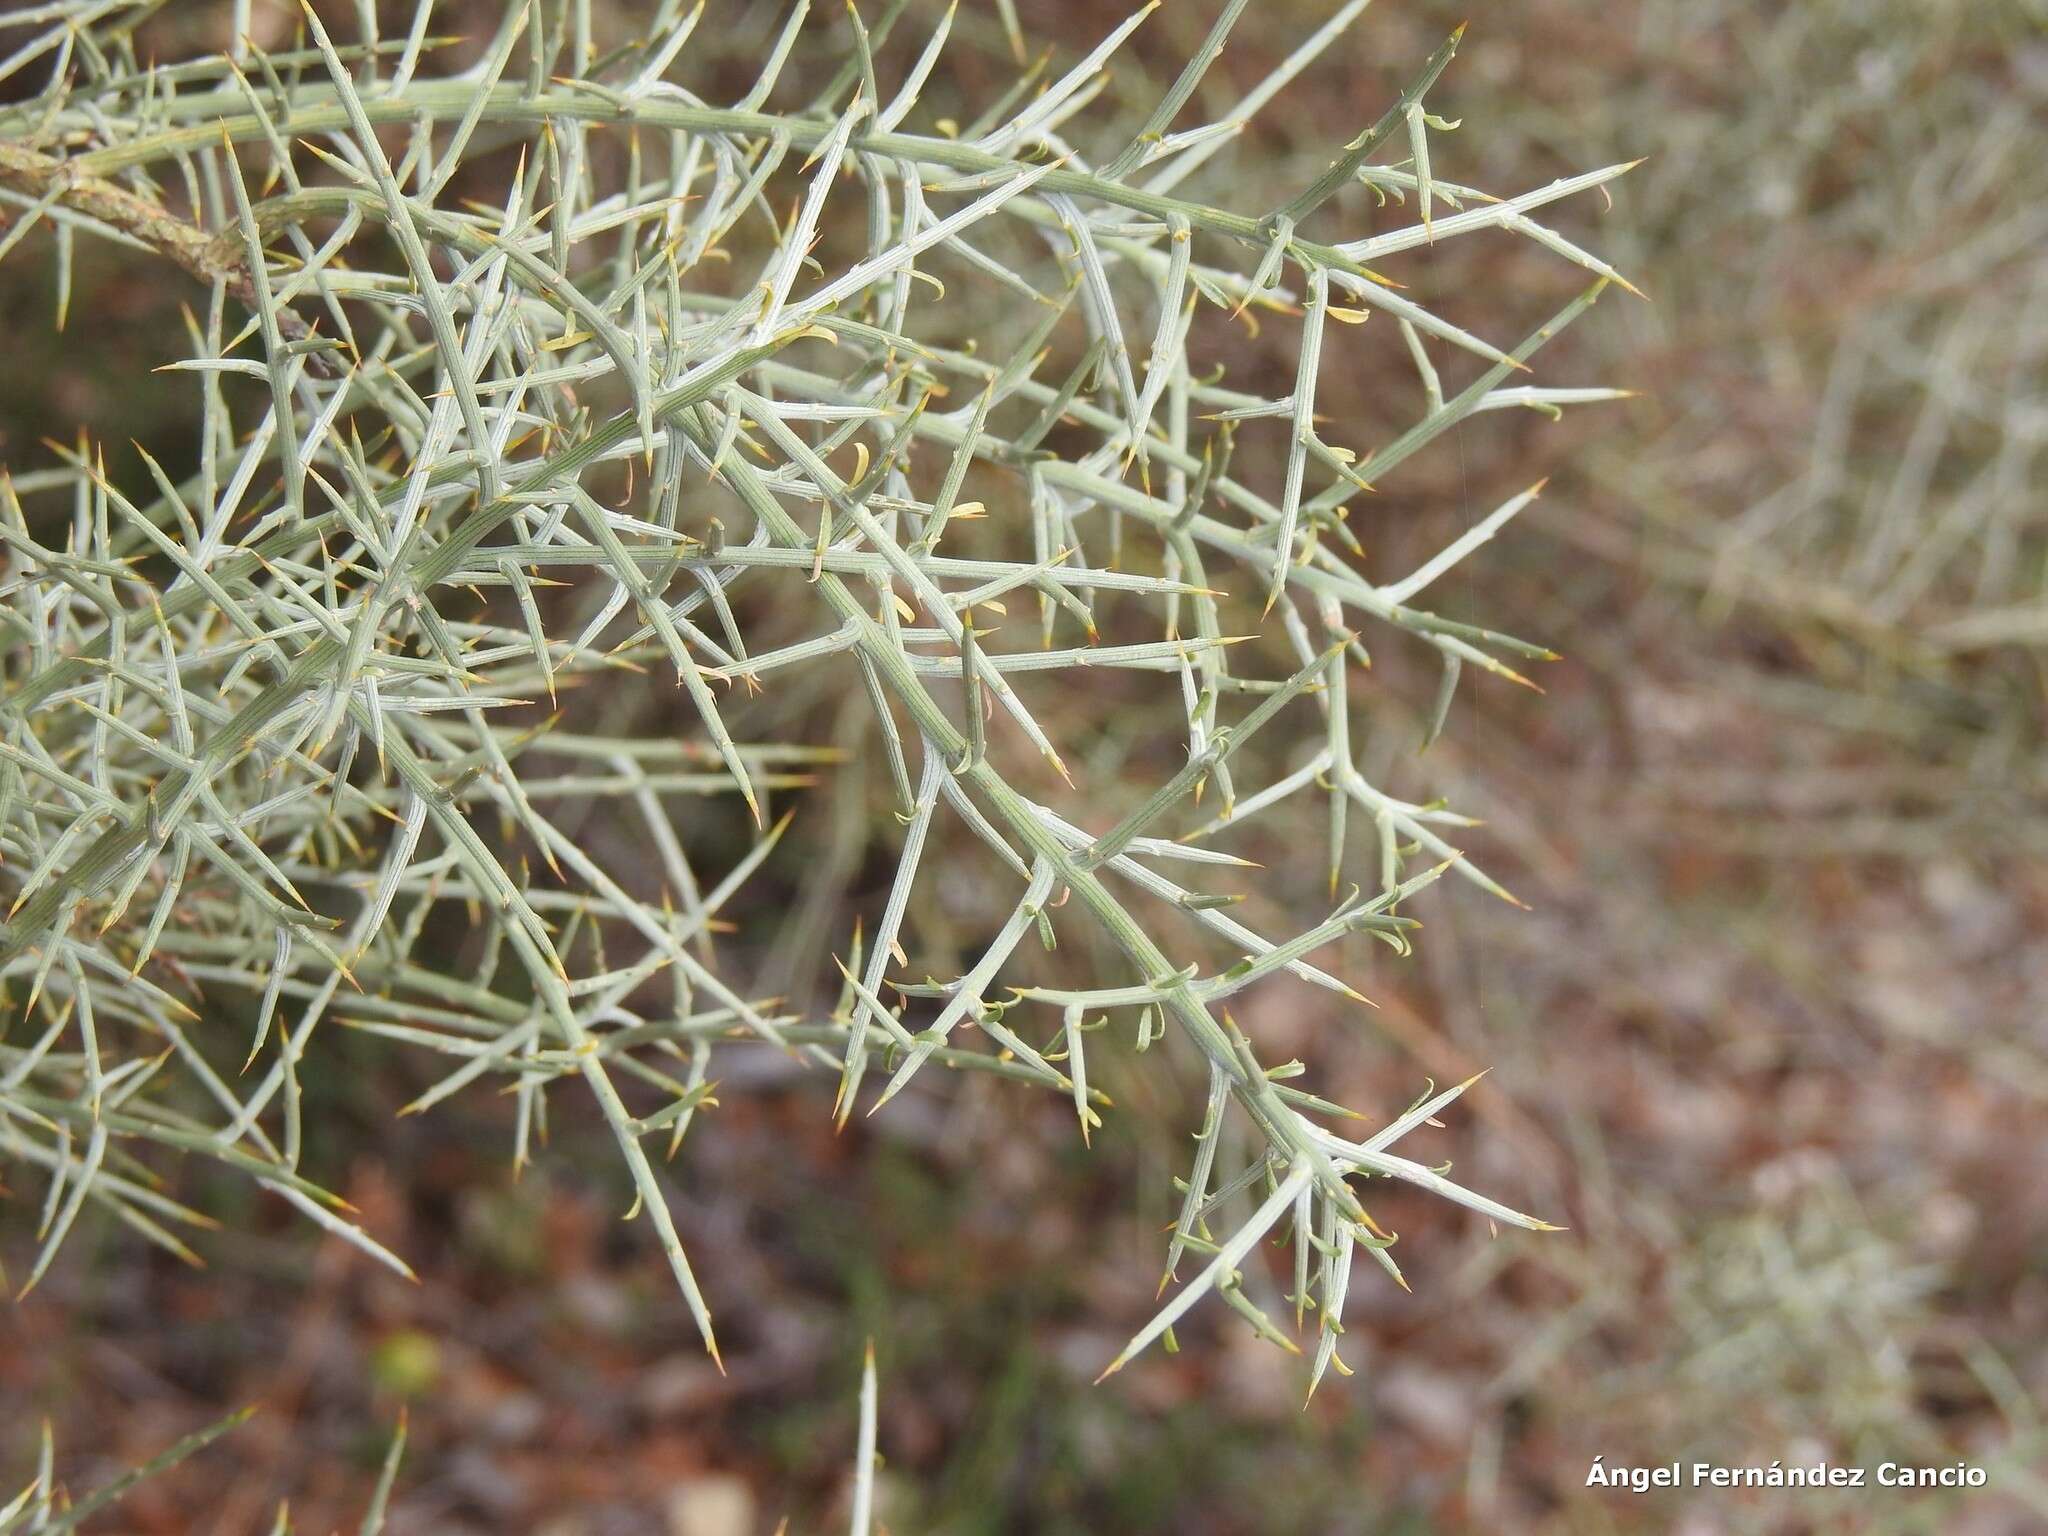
[
  {"x1": 0, "y1": 0, "x2": 1630, "y2": 1392},
  {"x1": 1568, "y1": 0, "x2": 2044, "y2": 780}
]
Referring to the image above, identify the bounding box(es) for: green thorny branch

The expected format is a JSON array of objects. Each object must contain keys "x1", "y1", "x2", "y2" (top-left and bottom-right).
[{"x1": 0, "y1": 0, "x2": 1633, "y2": 1389}]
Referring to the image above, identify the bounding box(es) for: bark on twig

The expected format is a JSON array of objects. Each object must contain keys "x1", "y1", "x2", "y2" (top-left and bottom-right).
[{"x1": 0, "y1": 138, "x2": 330, "y2": 366}]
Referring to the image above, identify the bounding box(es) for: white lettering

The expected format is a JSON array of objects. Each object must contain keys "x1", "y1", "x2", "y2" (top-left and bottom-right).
[{"x1": 1594, "y1": 1454, "x2": 1975, "y2": 1493}]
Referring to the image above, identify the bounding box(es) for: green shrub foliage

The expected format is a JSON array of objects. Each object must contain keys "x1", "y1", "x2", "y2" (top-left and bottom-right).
[{"x1": 0, "y1": 0, "x2": 1628, "y2": 1387}]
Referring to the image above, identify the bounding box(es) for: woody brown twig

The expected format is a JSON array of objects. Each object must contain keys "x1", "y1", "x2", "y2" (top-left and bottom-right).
[{"x1": 0, "y1": 137, "x2": 327, "y2": 362}]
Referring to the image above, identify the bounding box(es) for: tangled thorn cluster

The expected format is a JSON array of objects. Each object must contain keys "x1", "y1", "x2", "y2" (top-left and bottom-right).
[{"x1": 0, "y1": 0, "x2": 1632, "y2": 1386}]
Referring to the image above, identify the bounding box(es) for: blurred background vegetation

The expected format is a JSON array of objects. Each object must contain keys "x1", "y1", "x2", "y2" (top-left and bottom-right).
[{"x1": 3, "y1": 1, "x2": 2044, "y2": 1532}]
